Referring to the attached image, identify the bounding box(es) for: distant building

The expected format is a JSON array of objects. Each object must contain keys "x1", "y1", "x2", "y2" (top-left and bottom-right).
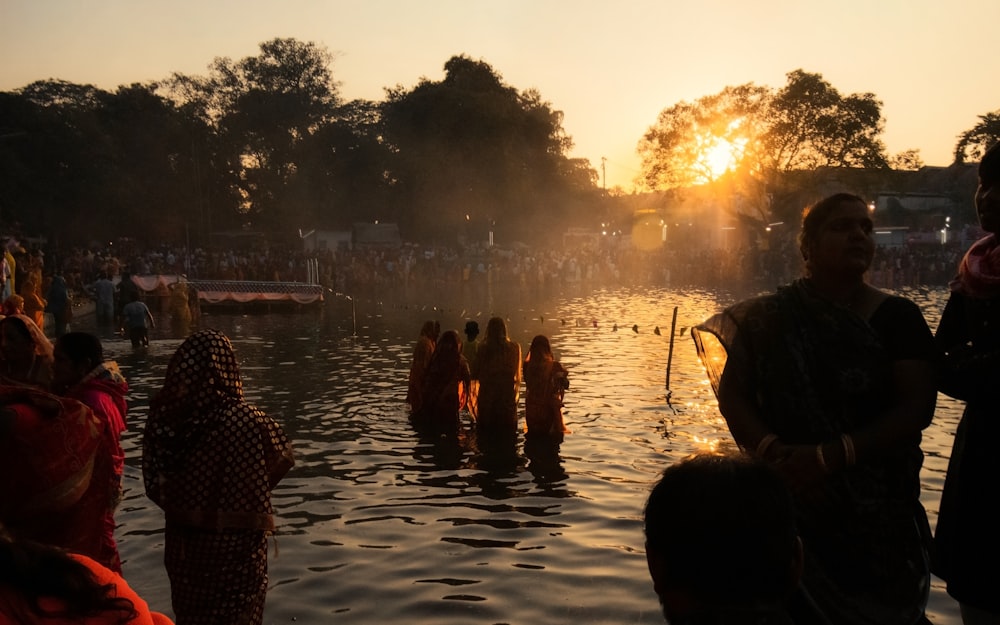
[
  {"x1": 353, "y1": 222, "x2": 402, "y2": 249},
  {"x1": 300, "y1": 229, "x2": 352, "y2": 252}
]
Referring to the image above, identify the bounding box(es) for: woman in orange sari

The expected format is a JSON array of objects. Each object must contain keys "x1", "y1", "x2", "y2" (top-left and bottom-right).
[
  {"x1": 406, "y1": 321, "x2": 438, "y2": 413},
  {"x1": 471, "y1": 317, "x2": 521, "y2": 440},
  {"x1": 522, "y1": 335, "x2": 570, "y2": 440}
]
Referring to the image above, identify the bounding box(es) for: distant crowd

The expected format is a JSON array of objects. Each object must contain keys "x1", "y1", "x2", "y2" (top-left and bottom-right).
[{"x1": 0, "y1": 227, "x2": 979, "y2": 337}]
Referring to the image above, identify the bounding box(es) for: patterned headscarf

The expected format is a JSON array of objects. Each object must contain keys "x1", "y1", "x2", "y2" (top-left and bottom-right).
[
  {"x1": 952, "y1": 234, "x2": 1000, "y2": 298},
  {"x1": 142, "y1": 330, "x2": 294, "y2": 531}
]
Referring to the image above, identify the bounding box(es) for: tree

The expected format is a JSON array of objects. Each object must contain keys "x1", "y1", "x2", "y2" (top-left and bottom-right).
[
  {"x1": 166, "y1": 38, "x2": 343, "y2": 236},
  {"x1": 757, "y1": 70, "x2": 888, "y2": 173},
  {"x1": 955, "y1": 110, "x2": 1000, "y2": 163},
  {"x1": 638, "y1": 70, "x2": 891, "y2": 225},
  {"x1": 380, "y1": 55, "x2": 596, "y2": 244},
  {"x1": 888, "y1": 149, "x2": 924, "y2": 171},
  {"x1": 637, "y1": 83, "x2": 770, "y2": 190}
]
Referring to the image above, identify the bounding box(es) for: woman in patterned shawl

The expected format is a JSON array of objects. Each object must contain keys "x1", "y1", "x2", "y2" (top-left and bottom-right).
[
  {"x1": 142, "y1": 330, "x2": 294, "y2": 625},
  {"x1": 693, "y1": 194, "x2": 937, "y2": 625}
]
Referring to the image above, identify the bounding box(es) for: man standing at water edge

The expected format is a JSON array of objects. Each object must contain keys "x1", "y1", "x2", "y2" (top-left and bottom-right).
[
  {"x1": 122, "y1": 292, "x2": 155, "y2": 348},
  {"x1": 644, "y1": 453, "x2": 812, "y2": 625}
]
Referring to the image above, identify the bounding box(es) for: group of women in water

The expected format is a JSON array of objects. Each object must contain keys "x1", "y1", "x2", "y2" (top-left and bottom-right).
[{"x1": 407, "y1": 316, "x2": 570, "y2": 443}]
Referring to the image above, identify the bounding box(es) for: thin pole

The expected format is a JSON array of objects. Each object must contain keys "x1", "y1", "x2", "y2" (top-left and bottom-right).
[{"x1": 665, "y1": 306, "x2": 678, "y2": 396}]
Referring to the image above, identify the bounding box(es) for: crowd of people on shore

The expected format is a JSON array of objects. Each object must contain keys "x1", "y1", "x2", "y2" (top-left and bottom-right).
[{"x1": 0, "y1": 213, "x2": 976, "y2": 344}]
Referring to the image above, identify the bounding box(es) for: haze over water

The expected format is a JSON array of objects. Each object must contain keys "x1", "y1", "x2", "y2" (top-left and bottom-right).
[{"x1": 98, "y1": 282, "x2": 962, "y2": 624}]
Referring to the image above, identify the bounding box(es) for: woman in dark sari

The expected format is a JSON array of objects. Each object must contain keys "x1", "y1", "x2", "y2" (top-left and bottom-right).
[
  {"x1": 693, "y1": 193, "x2": 937, "y2": 625},
  {"x1": 934, "y1": 142, "x2": 1000, "y2": 624},
  {"x1": 142, "y1": 330, "x2": 294, "y2": 625},
  {"x1": 411, "y1": 330, "x2": 471, "y2": 437}
]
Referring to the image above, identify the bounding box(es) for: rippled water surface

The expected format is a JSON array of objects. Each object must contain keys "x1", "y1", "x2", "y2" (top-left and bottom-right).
[{"x1": 94, "y1": 283, "x2": 962, "y2": 624}]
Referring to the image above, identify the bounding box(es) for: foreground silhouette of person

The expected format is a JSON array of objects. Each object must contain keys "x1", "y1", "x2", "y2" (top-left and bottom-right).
[
  {"x1": 934, "y1": 141, "x2": 1000, "y2": 625},
  {"x1": 0, "y1": 522, "x2": 173, "y2": 624},
  {"x1": 693, "y1": 193, "x2": 936, "y2": 625},
  {"x1": 644, "y1": 453, "x2": 807, "y2": 625}
]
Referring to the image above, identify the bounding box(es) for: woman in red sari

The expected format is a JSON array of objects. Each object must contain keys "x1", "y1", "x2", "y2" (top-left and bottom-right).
[
  {"x1": 522, "y1": 335, "x2": 570, "y2": 440},
  {"x1": 0, "y1": 387, "x2": 121, "y2": 572}
]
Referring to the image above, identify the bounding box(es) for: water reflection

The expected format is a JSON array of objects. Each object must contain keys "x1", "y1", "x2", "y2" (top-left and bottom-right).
[{"x1": 95, "y1": 284, "x2": 961, "y2": 624}]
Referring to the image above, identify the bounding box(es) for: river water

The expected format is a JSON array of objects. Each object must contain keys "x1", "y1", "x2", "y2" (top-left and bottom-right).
[{"x1": 90, "y1": 281, "x2": 963, "y2": 624}]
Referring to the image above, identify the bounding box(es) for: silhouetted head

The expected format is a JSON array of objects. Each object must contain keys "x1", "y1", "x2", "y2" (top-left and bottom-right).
[
  {"x1": 981, "y1": 141, "x2": 1000, "y2": 185},
  {"x1": 484, "y1": 316, "x2": 508, "y2": 345},
  {"x1": 644, "y1": 452, "x2": 802, "y2": 623},
  {"x1": 419, "y1": 320, "x2": 437, "y2": 340},
  {"x1": 53, "y1": 332, "x2": 103, "y2": 393},
  {"x1": 976, "y1": 142, "x2": 1000, "y2": 234},
  {"x1": 527, "y1": 335, "x2": 552, "y2": 361},
  {"x1": 434, "y1": 329, "x2": 462, "y2": 359},
  {"x1": 798, "y1": 193, "x2": 873, "y2": 278},
  {"x1": 464, "y1": 320, "x2": 480, "y2": 340}
]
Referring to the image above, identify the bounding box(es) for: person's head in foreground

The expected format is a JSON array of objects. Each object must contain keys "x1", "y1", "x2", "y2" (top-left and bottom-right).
[
  {"x1": 976, "y1": 141, "x2": 1000, "y2": 234},
  {"x1": 644, "y1": 452, "x2": 803, "y2": 624}
]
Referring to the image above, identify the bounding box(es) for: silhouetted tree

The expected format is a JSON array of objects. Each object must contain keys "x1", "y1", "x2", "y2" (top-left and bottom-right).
[
  {"x1": 380, "y1": 55, "x2": 597, "y2": 245},
  {"x1": 955, "y1": 110, "x2": 1000, "y2": 163}
]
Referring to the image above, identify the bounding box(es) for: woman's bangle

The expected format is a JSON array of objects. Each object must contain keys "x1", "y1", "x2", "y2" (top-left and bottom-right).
[
  {"x1": 816, "y1": 443, "x2": 829, "y2": 473},
  {"x1": 840, "y1": 433, "x2": 856, "y2": 467},
  {"x1": 756, "y1": 433, "x2": 779, "y2": 458}
]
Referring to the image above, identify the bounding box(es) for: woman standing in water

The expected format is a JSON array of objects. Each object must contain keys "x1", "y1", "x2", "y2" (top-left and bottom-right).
[
  {"x1": 934, "y1": 142, "x2": 1000, "y2": 625},
  {"x1": 406, "y1": 320, "x2": 438, "y2": 414},
  {"x1": 522, "y1": 335, "x2": 569, "y2": 440},
  {"x1": 411, "y1": 329, "x2": 472, "y2": 437},
  {"x1": 693, "y1": 193, "x2": 936, "y2": 625},
  {"x1": 472, "y1": 317, "x2": 521, "y2": 440},
  {"x1": 142, "y1": 330, "x2": 294, "y2": 625}
]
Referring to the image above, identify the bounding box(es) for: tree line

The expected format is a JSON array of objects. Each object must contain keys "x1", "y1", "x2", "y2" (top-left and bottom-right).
[{"x1": 0, "y1": 38, "x2": 997, "y2": 250}]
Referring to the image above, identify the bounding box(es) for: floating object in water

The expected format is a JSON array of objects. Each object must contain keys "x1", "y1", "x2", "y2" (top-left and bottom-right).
[
  {"x1": 679, "y1": 327, "x2": 688, "y2": 336},
  {"x1": 561, "y1": 319, "x2": 566, "y2": 325},
  {"x1": 654, "y1": 326, "x2": 661, "y2": 335},
  {"x1": 612, "y1": 324, "x2": 618, "y2": 332},
  {"x1": 592, "y1": 319, "x2": 597, "y2": 328},
  {"x1": 540, "y1": 316, "x2": 544, "y2": 323},
  {"x1": 632, "y1": 324, "x2": 639, "y2": 333}
]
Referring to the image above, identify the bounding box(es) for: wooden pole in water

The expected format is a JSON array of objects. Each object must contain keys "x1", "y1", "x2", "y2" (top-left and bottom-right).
[{"x1": 665, "y1": 306, "x2": 678, "y2": 395}]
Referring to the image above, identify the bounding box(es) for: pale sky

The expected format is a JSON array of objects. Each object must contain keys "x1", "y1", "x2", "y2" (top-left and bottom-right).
[{"x1": 2, "y1": 0, "x2": 998, "y2": 190}]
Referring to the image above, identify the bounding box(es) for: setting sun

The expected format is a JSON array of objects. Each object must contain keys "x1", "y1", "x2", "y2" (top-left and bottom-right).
[{"x1": 695, "y1": 126, "x2": 748, "y2": 184}]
